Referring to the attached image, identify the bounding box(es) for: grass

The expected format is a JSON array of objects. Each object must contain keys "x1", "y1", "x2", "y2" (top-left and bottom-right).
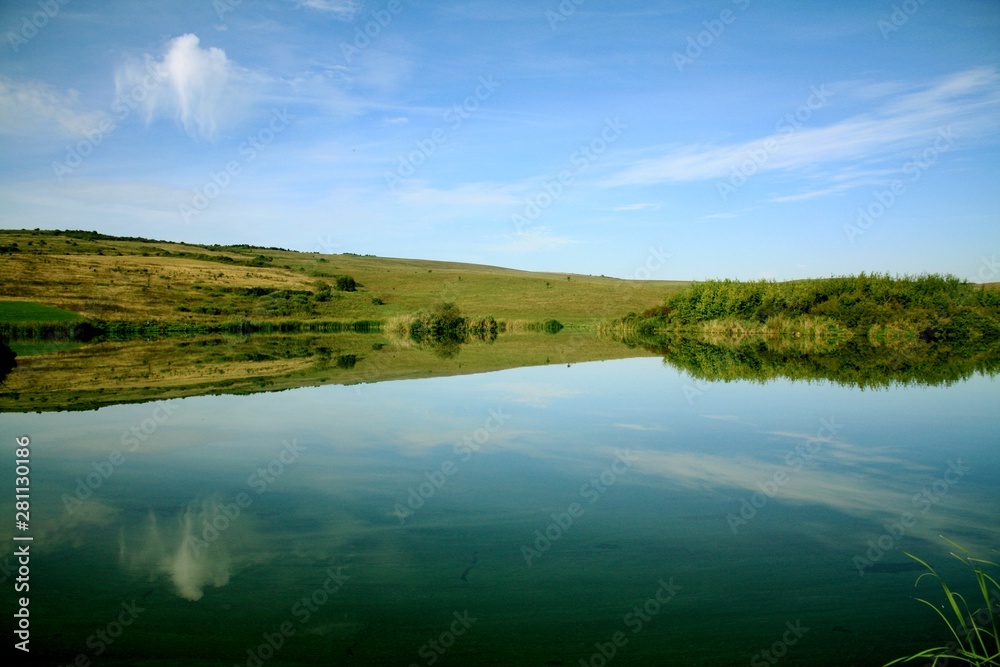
[
  {"x1": 7, "y1": 340, "x2": 85, "y2": 357},
  {"x1": 0, "y1": 300, "x2": 83, "y2": 322},
  {"x1": 885, "y1": 538, "x2": 999, "y2": 666}
]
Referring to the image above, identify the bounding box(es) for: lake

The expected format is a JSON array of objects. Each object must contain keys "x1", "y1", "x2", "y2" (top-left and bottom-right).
[{"x1": 2, "y1": 345, "x2": 998, "y2": 666}]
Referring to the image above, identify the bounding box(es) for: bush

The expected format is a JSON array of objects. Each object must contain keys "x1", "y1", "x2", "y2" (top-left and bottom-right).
[
  {"x1": 313, "y1": 280, "x2": 332, "y2": 302},
  {"x1": 335, "y1": 275, "x2": 358, "y2": 292}
]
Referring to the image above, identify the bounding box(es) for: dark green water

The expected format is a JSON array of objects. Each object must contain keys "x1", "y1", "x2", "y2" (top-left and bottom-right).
[{"x1": 3, "y1": 357, "x2": 997, "y2": 665}]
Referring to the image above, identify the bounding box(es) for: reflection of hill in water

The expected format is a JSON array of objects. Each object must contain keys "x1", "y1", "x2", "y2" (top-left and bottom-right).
[
  {"x1": 0, "y1": 330, "x2": 651, "y2": 412},
  {"x1": 617, "y1": 331, "x2": 1000, "y2": 388}
]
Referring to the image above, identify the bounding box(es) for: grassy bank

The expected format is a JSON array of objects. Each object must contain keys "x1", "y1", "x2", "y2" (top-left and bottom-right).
[{"x1": 0, "y1": 229, "x2": 686, "y2": 328}]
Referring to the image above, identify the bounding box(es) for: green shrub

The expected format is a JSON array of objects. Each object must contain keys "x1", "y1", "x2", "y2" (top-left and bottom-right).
[{"x1": 335, "y1": 275, "x2": 358, "y2": 292}]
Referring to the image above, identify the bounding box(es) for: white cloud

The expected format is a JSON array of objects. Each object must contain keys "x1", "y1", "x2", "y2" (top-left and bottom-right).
[
  {"x1": 396, "y1": 182, "x2": 520, "y2": 208},
  {"x1": 489, "y1": 383, "x2": 583, "y2": 408},
  {"x1": 493, "y1": 227, "x2": 578, "y2": 253},
  {"x1": 613, "y1": 202, "x2": 659, "y2": 211},
  {"x1": 606, "y1": 68, "x2": 1000, "y2": 194},
  {"x1": 0, "y1": 77, "x2": 108, "y2": 139},
  {"x1": 116, "y1": 34, "x2": 244, "y2": 140},
  {"x1": 295, "y1": 0, "x2": 358, "y2": 20},
  {"x1": 614, "y1": 423, "x2": 663, "y2": 431}
]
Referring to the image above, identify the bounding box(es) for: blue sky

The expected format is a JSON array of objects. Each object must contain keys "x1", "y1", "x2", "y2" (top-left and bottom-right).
[{"x1": 1, "y1": 0, "x2": 998, "y2": 281}]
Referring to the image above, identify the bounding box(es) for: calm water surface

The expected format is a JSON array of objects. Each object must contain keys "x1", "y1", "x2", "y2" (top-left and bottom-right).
[{"x1": 3, "y1": 357, "x2": 998, "y2": 666}]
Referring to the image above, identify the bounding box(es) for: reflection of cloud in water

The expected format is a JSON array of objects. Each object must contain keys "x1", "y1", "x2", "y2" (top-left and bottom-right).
[
  {"x1": 122, "y1": 498, "x2": 242, "y2": 601},
  {"x1": 629, "y1": 441, "x2": 994, "y2": 551},
  {"x1": 488, "y1": 382, "x2": 583, "y2": 408},
  {"x1": 614, "y1": 423, "x2": 663, "y2": 431},
  {"x1": 2, "y1": 500, "x2": 119, "y2": 557}
]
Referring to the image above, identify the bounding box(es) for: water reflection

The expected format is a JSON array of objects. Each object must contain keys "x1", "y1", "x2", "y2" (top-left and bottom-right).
[
  {"x1": 0, "y1": 328, "x2": 637, "y2": 412},
  {"x1": 617, "y1": 330, "x2": 1000, "y2": 388},
  {"x1": 122, "y1": 502, "x2": 240, "y2": 601},
  {"x1": 1, "y1": 356, "x2": 996, "y2": 665}
]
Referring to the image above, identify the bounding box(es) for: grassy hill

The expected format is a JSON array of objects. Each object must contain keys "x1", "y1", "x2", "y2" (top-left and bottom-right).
[{"x1": 0, "y1": 229, "x2": 687, "y2": 327}]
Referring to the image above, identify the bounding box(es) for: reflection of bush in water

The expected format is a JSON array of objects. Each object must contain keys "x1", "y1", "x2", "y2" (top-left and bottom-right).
[
  {"x1": 626, "y1": 332, "x2": 1000, "y2": 389},
  {"x1": 513, "y1": 319, "x2": 565, "y2": 334},
  {"x1": 335, "y1": 354, "x2": 358, "y2": 369},
  {"x1": 468, "y1": 316, "x2": 499, "y2": 342}
]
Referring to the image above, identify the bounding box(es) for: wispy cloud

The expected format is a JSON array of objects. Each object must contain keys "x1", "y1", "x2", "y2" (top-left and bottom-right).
[
  {"x1": 489, "y1": 383, "x2": 583, "y2": 408},
  {"x1": 0, "y1": 77, "x2": 108, "y2": 139},
  {"x1": 614, "y1": 423, "x2": 663, "y2": 431},
  {"x1": 396, "y1": 182, "x2": 521, "y2": 208},
  {"x1": 294, "y1": 0, "x2": 358, "y2": 20},
  {"x1": 613, "y1": 202, "x2": 660, "y2": 211},
  {"x1": 628, "y1": 448, "x2": 992, "y2": 547},
  {"x1": 492, "y1": 227, "x2": 578, "y2": 253},
  {"x1": 605, "y1": 68, "x2": 1000, "y2": 194}
]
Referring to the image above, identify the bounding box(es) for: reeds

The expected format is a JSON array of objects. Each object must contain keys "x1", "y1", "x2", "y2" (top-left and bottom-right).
[{"x1": 885, "y1": 538, "x2": 999, "y2": 666}]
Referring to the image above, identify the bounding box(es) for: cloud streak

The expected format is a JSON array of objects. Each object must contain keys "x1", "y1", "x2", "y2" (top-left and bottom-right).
[
  {"x1": 605, "y1": 68, "x2": 1000, "y2": 194},
  {"x1": 0, "y1": 77, "x2": 108, "y2": 139},
  {"x1": 294, "y1": 0, "x2": 358, "y2": 20}
]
